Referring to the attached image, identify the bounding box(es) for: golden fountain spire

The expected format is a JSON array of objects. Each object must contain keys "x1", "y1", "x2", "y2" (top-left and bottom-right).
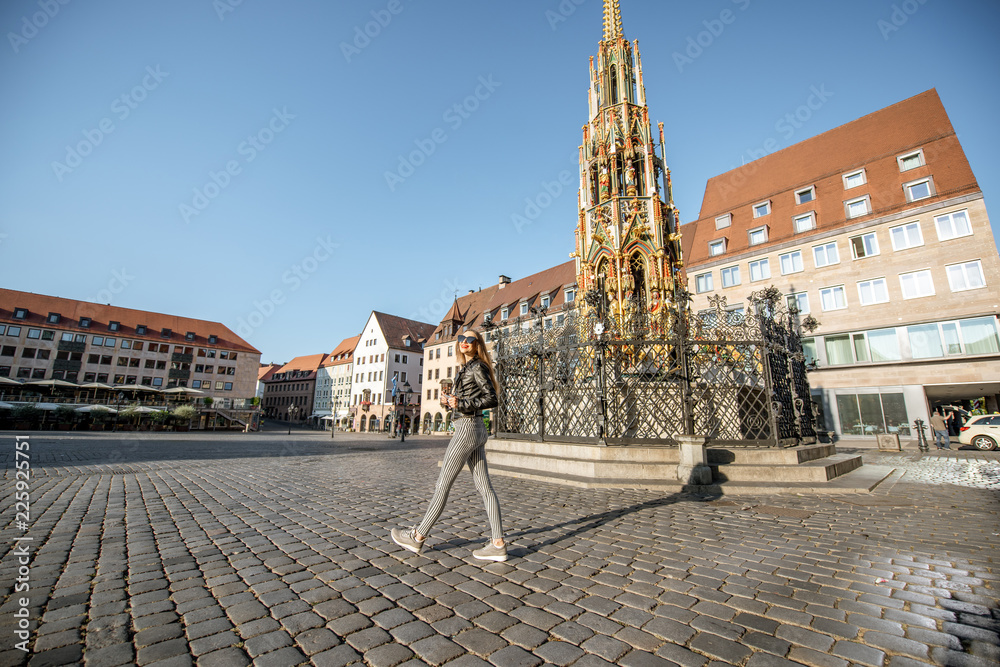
[{"x1": 602, "y1": 0, "x2": 624, "y2": 41}]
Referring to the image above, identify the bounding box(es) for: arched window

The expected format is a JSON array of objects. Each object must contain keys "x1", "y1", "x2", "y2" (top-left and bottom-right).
[
  {"x1": 630, "y1": 252, "x2": 647, "y2": 311},
  {"x1": 609, "y1": 67, "x2": 619, "y2": 105}
]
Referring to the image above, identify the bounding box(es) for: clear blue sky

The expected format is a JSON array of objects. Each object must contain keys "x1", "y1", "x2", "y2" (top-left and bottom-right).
[{"x1": 2, "y1": 0, "x2": 998, "y2": 364}]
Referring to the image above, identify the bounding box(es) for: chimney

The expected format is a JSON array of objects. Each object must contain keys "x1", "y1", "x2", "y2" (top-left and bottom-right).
[{"x1": 498, "y1": 275, "x2": 511, "y2": 288}]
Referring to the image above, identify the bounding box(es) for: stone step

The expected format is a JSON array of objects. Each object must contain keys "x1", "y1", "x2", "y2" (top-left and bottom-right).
[
  {"x1": 487, "y1": 463, "x2": 686, "y2": 491},
  {"x1": 710, "y1": 453, "x2": 863, "y2": 483}
]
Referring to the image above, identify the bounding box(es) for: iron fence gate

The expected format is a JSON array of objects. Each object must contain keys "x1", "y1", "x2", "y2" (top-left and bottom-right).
[{"x1": 488, "y1": 287, "x2": 817, "y2": 447}]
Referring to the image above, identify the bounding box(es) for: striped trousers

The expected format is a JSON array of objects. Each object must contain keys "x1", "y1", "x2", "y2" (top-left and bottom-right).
[{"x1": 417, "y1": 416, "x2": 504, "y2": 541}]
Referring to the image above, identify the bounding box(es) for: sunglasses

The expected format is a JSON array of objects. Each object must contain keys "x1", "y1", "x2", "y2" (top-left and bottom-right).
[{"x1": 457, "y1": 335, "x2": 478, "y2": 344}]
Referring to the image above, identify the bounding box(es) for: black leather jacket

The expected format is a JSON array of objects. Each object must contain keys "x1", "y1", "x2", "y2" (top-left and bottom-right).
[{"x1": 452, "y1": 358, "x2": 498, "y2": 417}]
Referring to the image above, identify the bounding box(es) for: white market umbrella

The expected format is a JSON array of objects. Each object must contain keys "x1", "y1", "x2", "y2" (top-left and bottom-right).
[{"x1": 76, "y1": 405, "x2": 118, "y2": 414}]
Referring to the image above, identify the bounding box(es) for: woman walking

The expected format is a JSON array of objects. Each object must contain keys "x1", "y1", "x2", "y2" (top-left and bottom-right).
[{"x1": 391, "y1": 329, "x2": 507, "y2": 561}]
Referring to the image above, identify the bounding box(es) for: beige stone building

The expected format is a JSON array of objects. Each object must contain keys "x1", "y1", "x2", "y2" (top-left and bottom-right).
[
  {"x1": 0, "y1": 288, "x2": 261, "y2": 405},
  {"x1": 682, "y1": 90, "x2": 1000, "y2": 437}
]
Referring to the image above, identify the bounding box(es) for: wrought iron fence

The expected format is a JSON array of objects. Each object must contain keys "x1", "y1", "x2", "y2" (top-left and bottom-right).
[{"x1": 487, "y1": 287, "x2": 817, "y2": 447}]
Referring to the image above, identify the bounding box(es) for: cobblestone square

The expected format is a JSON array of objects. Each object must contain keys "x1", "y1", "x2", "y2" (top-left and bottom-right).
[{"x1": 1, "y1": 431, "x2": 998, "y2": 666}]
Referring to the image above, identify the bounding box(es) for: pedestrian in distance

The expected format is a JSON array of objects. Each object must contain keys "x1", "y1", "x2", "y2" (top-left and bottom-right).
[
  {"x1": 929, "y1": 408, "x2": 951, "y2": 449},
  {"x1": 391, "y1": 329, "x2": 508, "y2": 562}
]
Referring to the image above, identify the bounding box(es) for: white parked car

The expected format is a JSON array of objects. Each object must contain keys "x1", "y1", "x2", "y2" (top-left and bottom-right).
[{"x1": 958, "y1": 414, "x2": 1000, "y2": 451}]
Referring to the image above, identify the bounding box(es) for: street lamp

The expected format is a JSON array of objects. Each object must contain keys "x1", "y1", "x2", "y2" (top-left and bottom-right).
[
  {"x1": 288, "y1": 403, "x2": 298, "y2": 435},
  {"x1": 398, "y1": 381, "x2": 412, "y2": 442},
  {"x1": 112, "y1": 391, "x2": 124, "y2": 432},
  {"x1": 330, "y1": 396, "x2": 337, "y2": 440}
]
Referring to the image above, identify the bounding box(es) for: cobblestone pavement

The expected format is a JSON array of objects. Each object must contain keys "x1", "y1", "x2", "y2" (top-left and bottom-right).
[{"x1": 1, "y1": 432, "x2": 998, "y2": 667}]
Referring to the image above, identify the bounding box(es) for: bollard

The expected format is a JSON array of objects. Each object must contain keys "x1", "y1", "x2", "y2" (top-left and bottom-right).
[{"x1": 913, "y1": 419, "x2": 929, "y2": 453}]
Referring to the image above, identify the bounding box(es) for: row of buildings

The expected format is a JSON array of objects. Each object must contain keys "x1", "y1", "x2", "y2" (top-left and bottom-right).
[{"x1": 3, "y1": 89, "x2": 997, "y2": 437}]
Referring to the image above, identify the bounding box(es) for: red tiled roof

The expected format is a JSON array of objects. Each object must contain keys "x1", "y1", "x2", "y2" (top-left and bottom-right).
[
  {"x1": 484, "y1": 261, "x2": 578, "y2": 321},
  {"x1": 0, "y1": 288, "x2": 261, "y2": 354},
  {"x1": 682, "y1": 89, "x2": 980, "y2": 265},
  {"x1": 428, "y1": 286, "x2": 501, "y2": 344},
  {"x1": 268, "y1": 353, "x2": 328, "y2": 382},
  {"x1": 321, "y1": 335, "x2": 360, "y2": 367},
  {"x1": 258, "y1": 363, "x2": 282, "y2": 382},
  {"x1": 373, "y1": 312, "x2": 436, "y2": 352}
]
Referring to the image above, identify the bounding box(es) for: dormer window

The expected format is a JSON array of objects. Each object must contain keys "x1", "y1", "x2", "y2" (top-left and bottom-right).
[
  {"x1": 501, "y1": 307, "x2": 509, "y2": 320},
  {"x1": 715, "y1": 213, "x2": 731, "y2": 230},
  {"x1": 208, "y1": 334, "x2": 218, "y2": 344},
  {"x1": 520, "y1": 302, "x2": 529, "y2": 316},
  {"x1": 137, "y1": 325, "x2": 147, "y2": 335},
  {"x1": 709, "y1": 239, "x2": 726, "y2": 257},
  {"x1": 79, "y1": 317, "x2": 91, "y2": 328},
  {"x1": 108, "y1": 321, "x2": 120, "y2": 332},
  {"x1": 795, "y1": 187, "x2": 815, "y2": 205},
  {"x1": 185, "y1": 332, "x2": 196, "y2": 341},
  {"x1": 541, "y1": 294, "x2": 551, "y2": 309},
  {"x1": 897, "y1": 149, "x2": 925, "y2": 172},
  {"x1": 47, "y1": 313, "x2": 61, "y2": 324},
  {"x1": 753, "y1": 200, "x2": 771, "y2": 218},
  {"x1": 565, "y1": 288, "x2": 575, "y2": 303},
  {"x1": 161, "y1": 328, "x2": 171, "y2": 338},
  {"x1": 404, "y1": 338, "x2": 411, "y2": 347},
  {"x1": 14, "y1": 308, "x2": 28, "y2": 320},
  {"x1": 748, "y1": 226, "x2": 768, "y2": 246}
]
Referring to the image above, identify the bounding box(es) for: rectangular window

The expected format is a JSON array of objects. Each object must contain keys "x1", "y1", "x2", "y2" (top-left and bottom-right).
[
  {"x1": 715, "y1": 213, "x2": 731, "y2": 229},
  {"x1": 846, "y1": 196, "x2": 871, "y2": 219},
  {"x1": 105, "y1": 338, "x2": 115, "y2": 347},
  {"x1": 890, "y1": 221, "x2": 923, "y2": 250},
  {"x1": 93, "y1": 336, "x2": 104, "y2": 346},
  {"x1": 721, "y1": 266, "x2": 741, "y2": 288},
  {"x1": 935, "y1": 210, "x2": 972, "y2": 241},
  {"x1": 6, "y1": 327, "x2": 20, "y2": 337},
  {"x1": 786, "y1": 292, "x2": 810, "y2": 315},
  {"x1": 960, "y1": 317, "x2": 1000, "y2": 355},
  {"x1": 709, "y1": 239, "x2": 726, "y2": 256},
  {"x1": 843, "y1": 169, "x2": 866, "y2": 189},
  {"x1": 26, "y1": 329, "x2": 40, "y2": 339},
  {"x1": 793, "y1": 212, "x2": 815, "y2": 233},
  {"x1": 47, "y1": 313, "x2": 60, "y2": 324},
  {"x1": 541, "y1": 295, "x2": 550, "y2": 309},
  {"x1": 850, "y1": 233, "x2": 879, "y2": 259},
  {"x1": 795, "y1": 187, "x2": 815, "y2": 205},
  {"x1": 41, "y1": 330, "x2": 54, "y2": 341},
  {"x1": 813, "y1": 242, "x2": 839, "y2": 268},
  {"x1": 904, "y1": 178, "x2": 933, "y2": 202},
  {"x1": 753, "y1": 201, "x2": 771, "y2": 218},
  {"x1": 779, "y1": 250, "x2": 803, "y2": 275},
  {"x1": 695, "y1": 273, "x2": 713, "y2": 293},
  {"x1": 946, "y1": 260, "x2": 985, "y2": 292},
  {"x1": 898, "y1": 150, "x2": 924, "y2": 171},
  {"x1": 900, "y1": 270, "x2": 935, "y2": 299},
  {"x1": 520, "y1": 302, "x2": 529, "y2": 315},
  {"x1": 820, "y1": 286, "x2": 847, "y2": 311},
  {"x1": 565, "y1": 288, "x2": 575, "y2": 302},
  {"x1": 748, "y1": 226, "x2": 768, "y2": 245},
  {"x1": 907, "y1": 323, "x2": 946, "y2": 359},
  {"x1": 748, "y1": 259, "x2": 770, "y2": 282},
  {"x1": 857, "y1": 278, "x2": 889, "y2": 305}
]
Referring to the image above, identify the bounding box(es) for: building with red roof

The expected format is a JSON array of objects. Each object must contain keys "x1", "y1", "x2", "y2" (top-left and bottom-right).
[
  {"x1": 260, "y1": 353, "x2": 328, "y2": 423},
  {"x1": 682, "y1": 90, "x2": 1000, "y2": 436}
]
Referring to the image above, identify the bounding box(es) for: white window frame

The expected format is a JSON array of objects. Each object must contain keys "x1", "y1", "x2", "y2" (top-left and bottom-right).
[
  {"x1": 793, "y1": 212, "x2": 815, "y2": 233},
  {"x1": 842, "y1": 169, "x2": 866, "y2": 189},
  {"x1": 819, "y1": 285, "x2": 847, "y2": 312},
  {"x1": 709, "y1": 239, "x2": 726, "y2": 257},
  {"x1": 857, "y1": 278, "x2": 889, "y2": 306},
  {"x1": 903, "y1": 177, "x2": 934, "y2": 203},
  {"x1": 795, "y1": 186, "x2": 816, "y2": 205},
  {"x1": 946, "y1": 260, "x2": 986, "y2": 292},
  {"x1": 715, "y1": 213, "x2": 731, "y2": 230},
  {"x1": 786, "y1": 292, "x2": 810, "y2": 315},
  {"x1": 934, "y1": 210, "x2": 972, "y2": 241},
  {"x1": 897, "y1": 149, "x2": 925, "y2": 172},
  {"x1": 890, "y1": 221, "x2": 923, "y2": 251},
  {"x1": 564, "y1": 287, "x2": 576, "y2": 303},
  {"x1": 748, "y1": 258, "x2": 770, "y2": 283},
  {"x1": 541, "y1": 295, "x2": 551, "y2": 309},
  {"x1": 813, "y1": 242, "x2": 840, "y2": 268},
  {"x1": 779, "y1": 250, "x2": 804, "y2": 275},
  {"x1": 720, "y1": 265, "x2": 741, "y2": 288},
  {"x1": 845, "y1": 195, "x2": 871, "y2": 219},
  {"x1": 501, "y1": 306, "x2": 509, "y2": 320},
  {"x1": 752, "y1": 200, "x2": 771, "y2": 218},
  {"x1": 519, "y1": 302, "x2": 528, "y2": 316},
  {"x1": 850, "y1": 232, "x2": 880, "y2": 260},
  {"x1": 748, "y1": 226, "x2": 768, "y2": 246},
  {"x1": 899, "y1": 269, "x2": 935, "y2": 299},
  {"x1": 695, "y1": 272, "x2": 713, "y2": 294}
]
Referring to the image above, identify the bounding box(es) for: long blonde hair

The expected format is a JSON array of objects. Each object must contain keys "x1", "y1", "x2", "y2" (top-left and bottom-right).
[{"x1": 456, "y1": 329, "x2": 499, "y2": 397}]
